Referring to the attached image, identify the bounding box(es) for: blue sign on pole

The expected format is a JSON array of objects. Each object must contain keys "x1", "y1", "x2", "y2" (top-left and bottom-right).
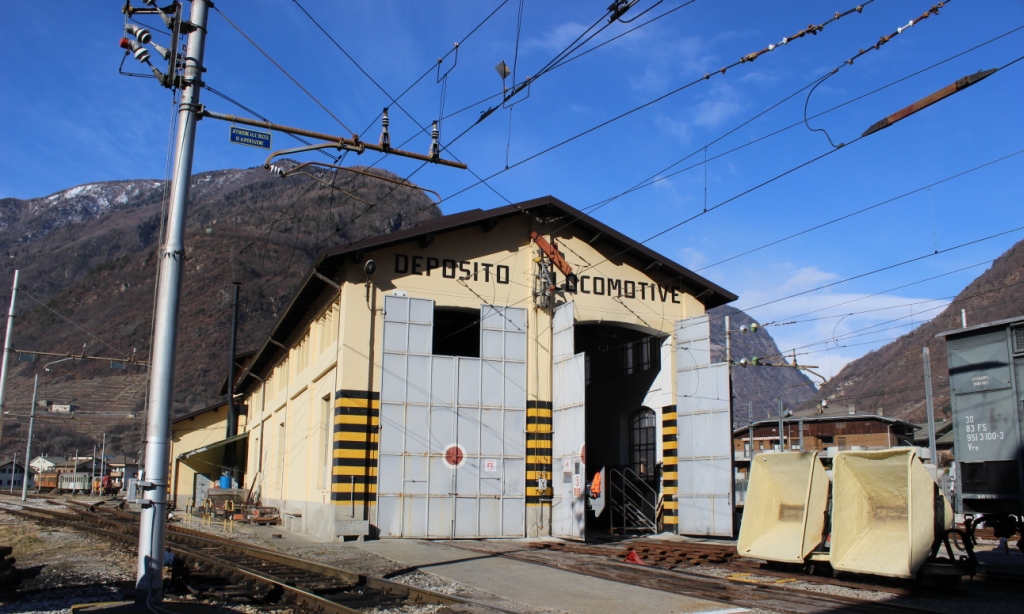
[{"x1": 229, "y1": 126, "x2": 272, "y2": 149}]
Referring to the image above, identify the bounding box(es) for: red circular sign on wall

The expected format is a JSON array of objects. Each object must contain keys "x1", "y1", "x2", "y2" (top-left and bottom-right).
[{"x1": 443, "y1": 444, "x2": 466, "y2": 468}]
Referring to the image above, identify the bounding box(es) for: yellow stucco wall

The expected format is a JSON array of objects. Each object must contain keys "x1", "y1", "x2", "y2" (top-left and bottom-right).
[
  {"x1": 238, "y1": 215, "x2": 710, "y2": 535},
  {"x1": 169, "y1": 403, "x2": 238, "y2": 507}
]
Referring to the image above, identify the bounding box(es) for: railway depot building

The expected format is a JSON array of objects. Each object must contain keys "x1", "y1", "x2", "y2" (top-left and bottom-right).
[{"x1": 184, "y1": 197, "x2": 738, "y2": 541}]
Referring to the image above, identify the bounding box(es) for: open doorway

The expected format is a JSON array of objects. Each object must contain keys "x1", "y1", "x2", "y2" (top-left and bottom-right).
[
  {"x1": 432, "y1": 307, "x2": 480, "y2": 357},
  {"x1": 575, "y1": 324, "x2": 664, "y2": 537}
]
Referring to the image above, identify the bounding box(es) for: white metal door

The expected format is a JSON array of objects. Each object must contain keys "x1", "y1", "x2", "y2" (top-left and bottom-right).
[
  {"x1": 551, "y1": 301, "x2": 586, "y2": 539},
  {"x1": 193, "y1": 473, "x2": 212, "y2": 507},
  {"x1": 379, "y1": 297, "x2": 526, "y2": 538},
  {"x1": 675, "y1": 314, "x2": 734, "y2": 536}
]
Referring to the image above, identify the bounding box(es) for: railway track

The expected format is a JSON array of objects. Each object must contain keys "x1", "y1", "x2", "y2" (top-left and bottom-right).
[
  {"x1": 6, "y1": 499, "x2": 1020, "y2": 614},
  {"x1": 530, "y1": 537, "x2": 1024, "y2": 597},
  {"x1": 532, "y1": 539, "x2": 922, "y2": 595},
  {"x1": 4, "y1": 501, "x2": 509, "y2": 614},
  {"x1": 448, "y1": 540, "x2": 943, "y2": 614}
]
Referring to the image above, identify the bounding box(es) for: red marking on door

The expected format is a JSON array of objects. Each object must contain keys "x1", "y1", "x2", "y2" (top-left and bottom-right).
[{"x1": 445, "y1": 446, "x2": 464, "y2": 466}]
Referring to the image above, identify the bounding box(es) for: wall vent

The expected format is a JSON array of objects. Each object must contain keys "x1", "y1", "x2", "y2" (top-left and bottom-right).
[{"x1": 1013, "y1": 326, "x2": 1024, "y2": 354}]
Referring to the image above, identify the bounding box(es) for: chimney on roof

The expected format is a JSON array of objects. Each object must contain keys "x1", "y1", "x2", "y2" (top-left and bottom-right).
[
  {"x1": 877, "y1": 408, "x2": 884, "y2": 417},
  {"x1": 848, "y1": 405, "x2": 856, "y2": 415}
]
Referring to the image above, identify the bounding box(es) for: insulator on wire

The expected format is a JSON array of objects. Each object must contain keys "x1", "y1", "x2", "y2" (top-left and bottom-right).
[
  {"x1": 124, "y1": 23, "x2": 151, "y2": 44},
  {"x1": 266, "y1": 164, "x2": 286, "y2": 177},
  {"x1": 120, "y1": 38, "x2": 150, "y2": 64},
  {"x1": 379, "y1": 108, "x2": 391, "y2": 151},
  {"x1": 429, "y1": 121, "x2": 440, "y2": 160}
]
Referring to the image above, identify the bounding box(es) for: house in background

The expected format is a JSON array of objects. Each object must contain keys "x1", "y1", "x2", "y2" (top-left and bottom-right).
[
  {"x1": 0, "y1": 458, "x2": 34, "y2": 490},
  {"x1": 54, "y1": 459, "x2": 91, "y2": 474},
  {"x1": 105, "y1": 455, "x2": 139, "y2": 491},
  {"x1": 732, "y1": 405, "x2": 920, "y2": 506},
  {"x1": 30, "y1": 455, "x2": 65, "y2": 474}
]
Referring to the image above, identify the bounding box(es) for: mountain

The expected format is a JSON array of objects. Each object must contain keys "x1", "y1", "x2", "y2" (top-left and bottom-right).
[
  {"x1": 0, "y1": 162, "x2": 441, "y2": 457},
  {"x1": 708, "y1": 305, "x2": 818, "y2": 422},
  {"x1": 804, "y1": 238, "x2": 1024, "y2": 422},
  {"x1": 0, "y1": 164, "x2": 820, "y2": 456}
]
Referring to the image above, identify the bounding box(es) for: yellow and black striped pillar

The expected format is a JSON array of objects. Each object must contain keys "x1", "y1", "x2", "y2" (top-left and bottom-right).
[
  {"x1": 331, "y1": 389, "x2": 380, "y2": 512},
  {"x1": 526, "y1": 400, "x2": 553, "y2": 507},
  {"x1": 661, "y1": 404, "x2": 678, "y2": 530}
]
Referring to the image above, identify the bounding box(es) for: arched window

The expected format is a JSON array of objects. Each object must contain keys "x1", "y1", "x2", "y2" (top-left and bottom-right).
[{"x1": 630, "y1": 407, "x2": 657, "y2": 481}]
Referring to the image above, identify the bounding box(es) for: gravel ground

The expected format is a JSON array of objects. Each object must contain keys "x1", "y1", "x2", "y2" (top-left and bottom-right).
[
  {"x1": 0, "y1": 498, "x2": 296, "y2": 614},
  {"x1": 0, "y1": 496, "x2": 532, "y2": 613},
  {"x1": 4, "y1": 495, "x2": 1019, "y2": 614}
]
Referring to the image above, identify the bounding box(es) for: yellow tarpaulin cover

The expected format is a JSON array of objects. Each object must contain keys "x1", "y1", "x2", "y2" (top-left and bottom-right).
[
  {"x1": 737, "y1": 451, "x2": 830, "y2": 564},
  {"x1": 831, "y1": 448, "x2": 952, "y2": 578}
]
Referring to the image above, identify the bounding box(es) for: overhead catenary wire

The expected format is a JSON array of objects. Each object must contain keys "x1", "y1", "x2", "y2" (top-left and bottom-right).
[
  {"x1": 579, "y1": 21, "x2": 1024, "y2": 220},
  {"x1": 345, "y1": 19, "x2": 1024, "y2": 279},
  {"x1": 323, "y1": 0, "x2": 711, "y2": 236},
  {"x1": 697, "y1": 148, "x2": 1024, "y2": 272},
  {"x1": 212, "y1": 5, "x2": 358, "y2": 137},
  {"x1": 289, "y1": 0, "x2": 511, "y2": 206},
  {"x1": 418, "y1": 0, "x2": 884, "y2": 210}
]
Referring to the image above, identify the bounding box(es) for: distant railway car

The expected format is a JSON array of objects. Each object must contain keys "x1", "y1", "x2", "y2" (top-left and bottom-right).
[
  {"x1": 57, "y1": 472, "x2": 90, "y2": 494},
  {"x1": 938, "y1": 316, "x2": 1024, "y2": 545},
  {"x1": 35, "y1": 471, "x2": 59, "y2": 493}
]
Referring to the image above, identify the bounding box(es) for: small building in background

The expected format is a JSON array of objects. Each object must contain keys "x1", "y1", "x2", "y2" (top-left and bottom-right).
[
  {"x1": 732, "y1": 409, "x2": 920, "y2": 506},
  {"x1": 0, "y1": 458, "x2": 34, "y2": 489},
  {"x1": 50, "y1": 403, "x2": 77, "y2": 414},
  {"x1": 53, "y1": 459, "x2": 91, "y2": 474},
  {"x1": 169, "y1": 401, "x2": 236, "y2": 509},
  {"x1": 105, "y1": 455, "x2": 139, "y2": 491},
  {"x1": 29, "y1": 455, "x2": 65, "y2": 474}
]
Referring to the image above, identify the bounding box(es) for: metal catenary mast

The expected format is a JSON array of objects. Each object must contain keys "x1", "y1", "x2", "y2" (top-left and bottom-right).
[{"x1": 117, "y1": 0, "x2": 466, "y2": 603}]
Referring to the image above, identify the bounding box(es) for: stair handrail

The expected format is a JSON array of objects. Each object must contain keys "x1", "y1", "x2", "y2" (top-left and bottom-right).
[{"x1": 609, "y1": 467, "x2": 658, "y2": 533}]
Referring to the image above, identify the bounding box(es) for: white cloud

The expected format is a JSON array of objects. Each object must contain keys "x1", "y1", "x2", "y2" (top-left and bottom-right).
[
  {"x1": 777, "y1": 266, "x2": 839, "y2": 293},
  {"x1": 676, "y1": 247, "x2": 706, "y2": 269},
  {"x1": 729, "y1": 264, "x2": 951, "y2": 380},
  {"x1": 654, "y1": 82, "x2": 745, "y2": 142},
  {"x1": 523, "y1": 21, "x2": 589, "y2": 53},
  {"x1": 654, "y1": 114, "x2": 693, "y2": 142},
  {"x1": 692, "y1": 98, "x2": 743, "y2": 129}
]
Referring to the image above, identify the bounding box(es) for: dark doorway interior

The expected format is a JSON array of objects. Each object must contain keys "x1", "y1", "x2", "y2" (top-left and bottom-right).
[{"x1": 575, "y1": 324, "x2": 664, "y2": 537}]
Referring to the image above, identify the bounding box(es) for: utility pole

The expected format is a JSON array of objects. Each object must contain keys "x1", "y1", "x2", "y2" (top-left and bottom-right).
[
  {"x1": 724, "y1": 315, "x2": 732, "y2": 366},
  {"x1": 114, "y1": 0, "x2": 466, "y2": 602},
  {"x1": 227, "y1": 282, "x2": 240, "y2": 439},
  {"x1": 100, "y1": 432, "x2": 107, "y2": 488},
  {"x1": 777, "y1": 398, "x2": 785, "y2": 452},
  {"x1": 92, "y1": 446, "x2": 97, "y2": 495},
  {"x1": 133, "y1": 0, "x2": 209, "y2": 603},
  {"x1": 21, "y1": 375, "x2": 37, "y2": 501},
  {"x1": 0, "y1": 270, "x2": 20, "y2": 450},
  {"x1": 923, "y1": 347, "x2": 938, "y2": 465},
  {"x1": 10, "y1": 452, "x2": 16, "y2": 493},
  {"x1": 747, "y1": 402, "x2": 754, "y2": 460}
]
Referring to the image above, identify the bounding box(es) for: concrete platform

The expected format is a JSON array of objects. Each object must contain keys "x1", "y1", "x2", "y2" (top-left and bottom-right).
[{"x1": 355, "y1": 539, "x2": 746, "y2": 614}]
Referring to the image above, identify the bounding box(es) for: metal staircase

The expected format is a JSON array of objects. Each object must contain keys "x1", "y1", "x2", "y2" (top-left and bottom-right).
[{"x1": 609, "y1": 468, "x2": 658, "y2": 534}]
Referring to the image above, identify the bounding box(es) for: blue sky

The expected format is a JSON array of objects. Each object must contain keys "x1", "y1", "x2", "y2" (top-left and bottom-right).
[{"x1": 2, "y1": 1, "x2": 1022, "y2": 379}]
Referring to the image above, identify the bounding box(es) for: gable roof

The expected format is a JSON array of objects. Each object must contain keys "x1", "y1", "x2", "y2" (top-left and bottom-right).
[
  {"x1": 936, "y1": 314, "x2": 1024, "y2": 339},
  {"x1": 32, "y1": 456, "x2": 65, "y2": 465},
  {"x1": 733, "y1": 413, "x2": 919, "y2": 436},
  {"x1": 172, "y1": 400, "x2": 227, "y2": 425},
  {"x1": 235, "y1": 196, "x2": 737, "y2": 393}
]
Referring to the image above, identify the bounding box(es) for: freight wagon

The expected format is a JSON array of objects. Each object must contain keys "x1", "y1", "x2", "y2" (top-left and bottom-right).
[{"x1": 938, "y1": 316, "x2": 1024, "y2": 548}]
